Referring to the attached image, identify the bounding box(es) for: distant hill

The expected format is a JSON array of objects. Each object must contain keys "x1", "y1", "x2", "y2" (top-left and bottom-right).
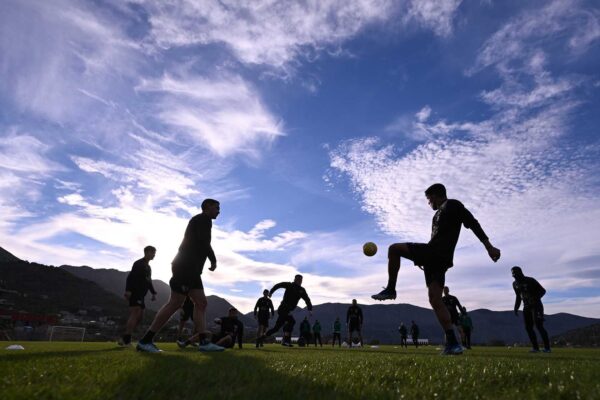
[
  {"x1": 0, "y1": 246, "x2": 19, "y2": 263},
  {"x1": 0, "y1": 256, "x2": 128, "y2": 321},
  {"x1": 552, "y1": 323, "x2": 600, "y2": 346},
  {"x1": 244, "y1": 303, "x2": 600, "y2": 345},
  {"x1": 60, "y1": 264, "x2": 254, "y2": 326}
]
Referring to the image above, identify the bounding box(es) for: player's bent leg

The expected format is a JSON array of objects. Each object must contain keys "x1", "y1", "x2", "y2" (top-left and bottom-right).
[{"x1": 372, "y1": 243, "x2": 411, "y2": 300}]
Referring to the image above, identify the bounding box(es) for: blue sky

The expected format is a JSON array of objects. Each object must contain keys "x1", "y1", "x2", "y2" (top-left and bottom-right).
[{"x1": 1, "y1": 0, "x2": 599, "y2": 316}]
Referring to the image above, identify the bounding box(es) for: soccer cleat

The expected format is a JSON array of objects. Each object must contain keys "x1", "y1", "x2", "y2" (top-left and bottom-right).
[
  {"x1": 542, "y1": 348, "x2": 552, "y2": 353},
  {"x1": 529, "y1": 348, "x2": 540, "y2": 353},
  {"x1": 441, "y1": 344, "x2": 463, "y2": 356},
  {"x1": 198, "y1": 342, "x2": 225, "y2": 352},
  {"x1": 136, "y1": 342, "x2": 162, "y2": 353},
  {"x1": 176, "y1": 339, "x2": 189, "y2": 349},
  {"x1": 281, "y1": 342, "x2": 294, "y2": 347},
  {"x1": 371, "y1": 287, "x2": 397, "y2": 301}
]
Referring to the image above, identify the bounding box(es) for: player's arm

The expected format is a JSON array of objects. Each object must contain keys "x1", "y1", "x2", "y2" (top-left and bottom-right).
[
  {"x1": 147, "y1": 269, "x2": 157, "y2": 298},
  {"x1": 253, "y1": 299, "x2": 260, "y2": 317},
  {"x1": 269, "y1": 282, "x2": 289, "y2": 297},
  {"x1": 513, "y1": 283, "x2": 521, "y2": 315},
  {"x1": 195, "y1": 217, "x2": 217, "y2": 270},
  {"x1": 534, "y1": 279, "x2": 547, "y2": 298},
  {"x1": 455, "y1": 297, "x2": 464, "y2": 314},
  {"x1": 302, "y1": 292, "x2": 313, "y2": 313},
  {"x1": 268, "y1": 298, "x2": 275, "y2": 317},
  {"x1": 460, "y1": 204, "x2": 500, "y2": 262}
]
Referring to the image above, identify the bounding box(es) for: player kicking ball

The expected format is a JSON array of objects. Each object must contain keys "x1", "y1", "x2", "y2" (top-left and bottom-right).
[{"x1": 371, "y1": 183, "x2": 501, "y2": 355}]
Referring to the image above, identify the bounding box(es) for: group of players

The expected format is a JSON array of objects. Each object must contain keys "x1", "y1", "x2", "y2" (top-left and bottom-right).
[{"x1": 118, "y1": 184, "x2": 552, "y2": 355}]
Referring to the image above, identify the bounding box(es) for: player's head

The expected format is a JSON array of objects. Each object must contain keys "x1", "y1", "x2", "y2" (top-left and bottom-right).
[
  {"x1": 201, "y1": 198, "x2": 220, "y2": 219},
  {"x1": 511, "y1": 266, "x2": 524, "y2": 279},
  {"x1": 352, "y1": 299, "x2": 357, "y2": 305},
  {"x1": 263, "y1": 289, "x2": 269, "y2": 297},
  {"x1": 294, "y1": 274, "x2": 303, "y2": 285},
  {"x1": 144, "y1": 245, "x2": 156, "y2": 260},
  {"x1": 425, "y1": 183, "x2": 447, "y2": 210},
  {"x1": 228, "y1": 307, "x2": 238, "y2": 318},
  {"x1": 443, "y1": 286, "x2": 450, "y2": 295}
]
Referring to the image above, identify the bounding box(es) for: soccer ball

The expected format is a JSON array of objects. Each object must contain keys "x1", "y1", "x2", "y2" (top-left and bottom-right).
[{"x1": 363, "y1": 242, "x2": 377, "y2": 257}]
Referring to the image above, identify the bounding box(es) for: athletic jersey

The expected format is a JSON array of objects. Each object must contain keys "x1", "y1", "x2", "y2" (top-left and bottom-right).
[
  {"x1": 429, "y1": 199, "x2": 488, "y2": 267},
  {"x1": 346, "y1": 305, "x2": 363, "y2": 324},
  {"x1": 313, "y1": 321, "x2": 322, "y2": 334},
  {"x1": 442, "y1": 294, "x2": 463, "y2": 316},
  {"x1": 410, "y1": 323, "x2": 419, "y2": 337},
  {"x1": 254, "y1": 297, "x2": 274, "y2": 316},
  {"x1": 333, "y1": 320, "x2": 341, "y2": 333},
  {"x1": 460, "y1": 314, "x2": 473, "y2": 330},
  {"x1": 172, "y1": 213, "x2": 216, "y2": 276},
  {"x1": 125, "y1": 258, "x2": 156, "y2": 296},
  {"x1": 300, "y1": 319, "x2": 311, "y2": 334},
  {"x1": 399, "y1": 325, "x2": 408, "y2": 337},
  {"x1": 218, "y1": 316, "x2": 244, "y2": 347},
  {"x1": 270, "y1": 282, "x2": 313, "y2": 311},
  {"x1": 513, "y1": 276, "x2": 546, "y2": 307}
]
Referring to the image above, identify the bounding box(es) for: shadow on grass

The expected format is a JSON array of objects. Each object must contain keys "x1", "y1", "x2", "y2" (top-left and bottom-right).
[
  {"x1": 107, "y1": 350, "x2": 359, "y2": 400},
  {"x1": 0, "y1": 346, "x2": 125, "y2": 362}
]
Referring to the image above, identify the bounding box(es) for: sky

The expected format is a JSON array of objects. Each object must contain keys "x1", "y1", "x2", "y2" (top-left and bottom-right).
[{"x1": 1, "y1": 0, "x2": 599, "y2": 317}]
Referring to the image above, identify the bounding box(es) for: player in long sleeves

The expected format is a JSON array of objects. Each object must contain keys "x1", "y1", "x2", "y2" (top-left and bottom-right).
[
  {"x1": 137, "y1": 198, "x2": 224, "y2": 353},
  {"x1": 213, "y1": 308, "x2": 244, "y2": 349},
  {"x1": 346, "y1": 299, "x2": 364, "y2": 347},
  {"x1": 512, "y1": 266, "x2": 551, "y2": 353},
  {"x1": 254, "y1": 289, "x2": 274, "y2": 348},
  {"x1": 372, "y1": 183, "x2": 500, "y2": 355},
  {"x1": 442, "y1": 286, "x2": 465, "y2": 345},
  {"x1": 258, "y1": 274, "x2": 312, "y2": 347},
  {"x1": 119, "y1": 246, "x2": 157, "y2": 346}
]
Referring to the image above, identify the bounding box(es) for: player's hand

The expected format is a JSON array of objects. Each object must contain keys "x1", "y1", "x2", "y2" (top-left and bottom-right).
[
  {"x1": 209, "y1": 261, "x2": 217, "y2": 271},
  {"x1": 124, "y1": 291, "x2": 131, "y2": 300},
  {"x1": 486, "y1": 244, "x2": 501, "y2": 262},
  {"x1": 514, "y1": 309, "x2": 519, "y2": 317}
]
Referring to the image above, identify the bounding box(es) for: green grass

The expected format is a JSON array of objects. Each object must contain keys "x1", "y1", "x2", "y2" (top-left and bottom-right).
[{"x1": 1, "y1": 342, "x2": 599, "y2": 400}]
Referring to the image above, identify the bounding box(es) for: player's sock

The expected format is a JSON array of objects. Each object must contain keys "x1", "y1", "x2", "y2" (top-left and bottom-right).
[
  {"x1": 139, "y1": 330, "x2": 156, "y2": 344},
  {"x1": 123, "y1": 334, "x2": 132, "y2": 344},
  {"x1": 445, "y1": 330, "x2": 458, "y2": 346}
]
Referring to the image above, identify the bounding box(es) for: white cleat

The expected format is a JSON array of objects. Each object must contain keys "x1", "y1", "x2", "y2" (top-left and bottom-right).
[
  {"x1": 198, "y1": 342, "x2": 225, "y2": 352},
  {"x1": 136, "y1": 342, "x2": 162, "y2": 353}
]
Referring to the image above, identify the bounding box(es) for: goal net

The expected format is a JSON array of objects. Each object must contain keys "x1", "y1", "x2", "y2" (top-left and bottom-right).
[{"x1": 49, "y1": 326, "x2": 86, "y2": 342}]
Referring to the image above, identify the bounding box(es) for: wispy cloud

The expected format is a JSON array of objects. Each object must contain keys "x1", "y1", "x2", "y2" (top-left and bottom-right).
[{"x1": 137, "y1": 73, "x2": 283, "y2": 158}]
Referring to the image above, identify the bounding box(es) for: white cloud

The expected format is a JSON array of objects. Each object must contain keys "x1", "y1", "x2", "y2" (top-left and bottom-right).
[
  {"x1": 404, "y1": 0, "x2": 463, "y2": 37},
  {"x1": 137, "y1": 73, "x2": 283, "y2": 158}
]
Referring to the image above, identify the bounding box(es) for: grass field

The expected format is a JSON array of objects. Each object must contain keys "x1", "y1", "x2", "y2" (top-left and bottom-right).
[{"x1": 1, "y1": 342, "x2": 599, "y2": 399}]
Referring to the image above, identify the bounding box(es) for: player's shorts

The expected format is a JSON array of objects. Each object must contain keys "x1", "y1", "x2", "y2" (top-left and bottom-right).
[
  {"x1": 406, "y1": 243, "x2": 449, "y2": 286},
  {"x1": 257, "y1": 312, "x2": 270, "y2": 327},
  {"x1": 348, "y1": 319, "x2": 361, "y2": 332},
  {"x1": 129, "y1": 293, "x2": 146, "y2": 309},
  {"x1": 523, "y1": 303, "x2": 545, "y2": 325},
  {"x1": 169, "y1": 274, "x2": 203, "y2": 295},
  {"x1": 180, "y1": 299, "x2": 194, "y2": 322}
]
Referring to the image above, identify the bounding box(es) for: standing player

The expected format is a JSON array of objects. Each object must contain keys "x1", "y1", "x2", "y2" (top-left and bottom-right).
[
  {"x1": 442, "y1": 286, "x2": 465, "y2": 345},
  {"x1": 398, "y1": 322, "x2": 408, "y2": 348},
  {"x1": 213, "y1": 308, "x2": 244, "y2": 349},
  {"x1": 137, "y1": 199, "x2": 224, "y2": 353},
  {"x1": 371, "y1": 183, "x2": 501, "y2": 355},
  {"x1": 299, "y1": 317, "x2": 311, "y2": 346},
  {"x1": 512, "y1": 266, "x2": 551, "y2": 353},
  {"x1": 254, "y1": 289, "x2": 274, "y2": 347},
  {"x1": 346, "y1": 299, "x2": 364, "y2": 347},
  {"x1": 176, "y1": 296, "x2": 194, "y2": 343},
  {"x1": 258, "y1": 275, "x2": 312, "y2": 347},
  {"x1": 332, "y1": 317, "x2": 342, "y2": 347},
  {"x1": 313, "y1": 320, "x2": 323, "y2": 347},
  {"x1": 119, "y1": 246, "x2": 157, "y2": 346},
  {"x1": 410, "y1": 320, "x2": 420, "y2": 348},
  {"x1": 460, "y1": 308, "x2": 473, "y2": 349}
]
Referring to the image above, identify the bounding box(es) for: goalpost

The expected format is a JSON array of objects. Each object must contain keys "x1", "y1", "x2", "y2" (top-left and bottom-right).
[{"x1": 49, "y1": 326, "x2": 86, "y2": 342}]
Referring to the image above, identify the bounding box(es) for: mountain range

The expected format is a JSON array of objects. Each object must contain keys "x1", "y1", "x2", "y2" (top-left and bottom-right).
[{"x1": 1, "y1": 245, "x2": 598, "y2": 344}]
